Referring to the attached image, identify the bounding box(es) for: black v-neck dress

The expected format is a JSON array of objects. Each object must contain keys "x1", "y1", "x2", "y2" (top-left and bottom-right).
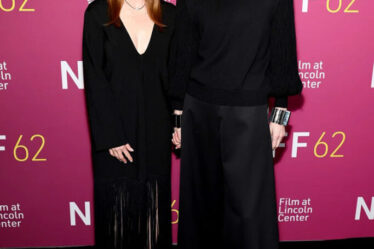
[{"x1": 82, "y1": 1, "x2": 175, "y2": 248}]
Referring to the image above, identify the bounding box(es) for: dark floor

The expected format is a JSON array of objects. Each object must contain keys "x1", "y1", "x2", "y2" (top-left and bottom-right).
[
  {"x1": 18, "y1": 237, "x2": 374, "y2": 249},
  {"x1": 278, "y1": 238, "x2": 374, "y2": 249}
]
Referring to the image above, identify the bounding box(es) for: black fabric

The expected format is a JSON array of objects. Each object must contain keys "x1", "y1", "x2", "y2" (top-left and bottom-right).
[
  {"x1": 168, "y1": 0, "x2": 303, "y2": 109},
  {"x1": 93, "y1": 176, "x2": 172, "y2": 249},
  {"x1": 178, "y1": 94, "x2": 279, "y2": 249},
  {"x1": 82, "y1": 1, "x2": 175, "y2": 248},
  {"x1": 267, "y1": 0, "x2": 303, "y2": 99}
]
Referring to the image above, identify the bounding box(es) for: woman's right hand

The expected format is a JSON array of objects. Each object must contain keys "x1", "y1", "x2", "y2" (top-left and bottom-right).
[
  {"x1": 109, "y1": 144, "x2": 134, "y2": 164},
  {"x1": 172, "y1": 127, "x2": 182, "y2": 149},
  {"x1": 172, "y1": 110, "x2": 183, "y2": 149}
]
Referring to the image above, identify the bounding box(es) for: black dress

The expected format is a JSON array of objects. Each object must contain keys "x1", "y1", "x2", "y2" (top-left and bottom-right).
[{"x1": 82, "y1": 1, "x2": 176, "y2": 248}]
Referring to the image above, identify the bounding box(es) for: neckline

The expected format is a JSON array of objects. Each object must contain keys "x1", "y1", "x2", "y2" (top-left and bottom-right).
[{"x1": 119, "y1": 18, "x2": 155, "y2": 56}]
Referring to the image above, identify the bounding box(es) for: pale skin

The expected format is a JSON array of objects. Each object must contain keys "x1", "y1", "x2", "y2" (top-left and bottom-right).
[
  {"x1": 109, "y1": 0, "x2": 153, "y2": 163},
  {"x1": 172, "y1": 108, "x2": 287, "y2": 150}
]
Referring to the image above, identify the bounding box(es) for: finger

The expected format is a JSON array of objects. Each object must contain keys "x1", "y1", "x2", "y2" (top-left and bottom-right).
[
  {"x1": 272, "y1": 135, "x2": 279, "y2": 150},
  {"x1": 173, "y1": 132, "x2": 179, "y2": 142},
  {"x1": 112, "y1": 149, "x2": 122, "y2": 162},
  {"x1": 122, "y1": 147, "x2": 133, "y2": 163},
  {"x1": 275, "y1": 136, "x2": 280, "y2": 149},
  {"x1": 125, "y1": 144, "x2": 134, "y2": 152},
  {"x1": 115, "y1": 148, "x2": 127, "y2": 164},
  {"x1": 178, "y1": 129, "x2": 182, "y2": 141},
  {"x1": 269, "y1": 124, "x2": 273, "y2": 136},
  {"x1": 276, "y1": 133, "x2": 284, "y2": 148},
  {"x1": 172, "y1": 135, "x2": 178, "y2": 146},
  {"x1": 270, "y1": 126, "x2": 274, "y2": 148},
  {"x1": 175, "y1": 132, "x2": 181, "y2": 144},
  {"x1": 175, "y1": 129, "x2": 180, "y2": 140},
  {"x1": 276, "y1": 134, "x2": 282, "y2": 148},
  {"x1": 109, "y1": 149, "x2": 115, "y2": 157}
]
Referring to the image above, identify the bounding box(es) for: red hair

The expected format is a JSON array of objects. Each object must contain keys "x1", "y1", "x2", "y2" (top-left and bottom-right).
[{"x1": 106, "y1": 0, "x2": 165, "y2": 28}]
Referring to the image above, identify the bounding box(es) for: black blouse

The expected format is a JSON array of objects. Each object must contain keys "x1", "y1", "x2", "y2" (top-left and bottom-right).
[{"x1": 168, "y1": 0, "x2": 303, "y2": 109}]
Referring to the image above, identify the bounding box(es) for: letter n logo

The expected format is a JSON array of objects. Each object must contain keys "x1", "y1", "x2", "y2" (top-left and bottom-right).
[
  {"x1": 61, "y1": 61, "x2": 84, "y2": 89},
  {"x1": 355, "y1": 197, "x2": 374, "y2": 220},
  {"x1": 69, "y1": 201, "x2": 91, "y2": 226}
]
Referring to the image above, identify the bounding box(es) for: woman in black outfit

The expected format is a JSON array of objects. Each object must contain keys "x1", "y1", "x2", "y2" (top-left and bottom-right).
[
  {"x1": 82, "y1": 0, "x2": 175, "y2": 248},
  {"x1": 169, "y1": 0, "x2": 303, "y2": 249}
]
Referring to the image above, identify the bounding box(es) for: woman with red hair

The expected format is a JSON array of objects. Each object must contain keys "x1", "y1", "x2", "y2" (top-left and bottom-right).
[{"x1": 82, "y1": 0, "x2": 175, "y2": 248}]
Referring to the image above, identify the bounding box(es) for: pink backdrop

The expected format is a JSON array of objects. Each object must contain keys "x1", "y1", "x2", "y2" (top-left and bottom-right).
[{"x1": 0, "y1": 0, "x2": 373, "y2": 247}]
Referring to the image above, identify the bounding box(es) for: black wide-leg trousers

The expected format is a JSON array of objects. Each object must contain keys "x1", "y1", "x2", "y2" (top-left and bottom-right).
[{"x1": 178, "y1": 94, "x2": 279, "y2": 249}]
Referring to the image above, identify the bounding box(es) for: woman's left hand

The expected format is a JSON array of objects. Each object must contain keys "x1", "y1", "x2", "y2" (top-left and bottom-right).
[
  {"x1": 269, "y1": 122, "x2": 286, "y2": 150},
  {"x1": 269, "y1": 107, "x2": 287, "y2": 150}
]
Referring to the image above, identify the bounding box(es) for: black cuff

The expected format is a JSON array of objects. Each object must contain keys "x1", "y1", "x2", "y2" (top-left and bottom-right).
[{"x1": 172, "y1": 114, "x2": 182, "y2": 128}]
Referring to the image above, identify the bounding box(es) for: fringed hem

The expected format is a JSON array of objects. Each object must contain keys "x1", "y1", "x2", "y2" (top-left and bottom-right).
[{"x1": 99, "y1": 177, "x2": 164, "y2": 249}]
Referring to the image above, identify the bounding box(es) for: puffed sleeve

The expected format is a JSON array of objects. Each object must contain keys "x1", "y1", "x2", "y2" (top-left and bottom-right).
[
  {"x1": 83, "y1": 7, "x2": 128, "y2": 151},
  {"x1": 168, "y1": 0, "x2": 199, "y2": 110},
  {"x1": 268, "y1": 0, "x2": 303, "y2": 108}
]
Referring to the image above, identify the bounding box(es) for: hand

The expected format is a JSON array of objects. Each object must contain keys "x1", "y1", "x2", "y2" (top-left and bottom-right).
[
  {"x1": 172, "y1": 127, "x2": 182, "y2": 149},
  {"x1": 269, "y1": 106, "x2": 287, "y2": 150},
  {"x1": 172, "y1": 110, "x2": 183, "y2": 149},
  {"x1": 269, "y1": 122, "x2": 286, "y2": 150},
  {"x1": 109, "y1": 144, "x2": 134, "y2": 164}
]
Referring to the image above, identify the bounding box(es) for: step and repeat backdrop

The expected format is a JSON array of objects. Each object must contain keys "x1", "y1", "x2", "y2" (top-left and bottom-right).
[{"x1": 0, "y1": 0, "x2": 373, "y2": 248}]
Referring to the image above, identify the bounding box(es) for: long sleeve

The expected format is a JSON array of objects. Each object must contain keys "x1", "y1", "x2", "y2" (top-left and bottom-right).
[
  {"x1": 83, "y1": 7, "x2": 127, "y2": 151},
  {"x1": 168, "y1": 0, "x2": 199, "y2": 110},
  {"x1": 268, "y1": 0, "x2": 303, "y2": 108}
]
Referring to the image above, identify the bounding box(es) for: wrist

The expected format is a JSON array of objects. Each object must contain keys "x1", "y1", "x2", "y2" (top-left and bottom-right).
[
  {"x1": 172, "y1": 112, "x2": 182, "y2": 128},
  {"x1": 174, "y1": 110, "x2": 183, "y2": 115},
  {"x1": 270, "y1": 108, "x2": 291, "y2": 126},
  {"x1": 275, "y1": 107, "x2": 287, "y2": 111}
]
